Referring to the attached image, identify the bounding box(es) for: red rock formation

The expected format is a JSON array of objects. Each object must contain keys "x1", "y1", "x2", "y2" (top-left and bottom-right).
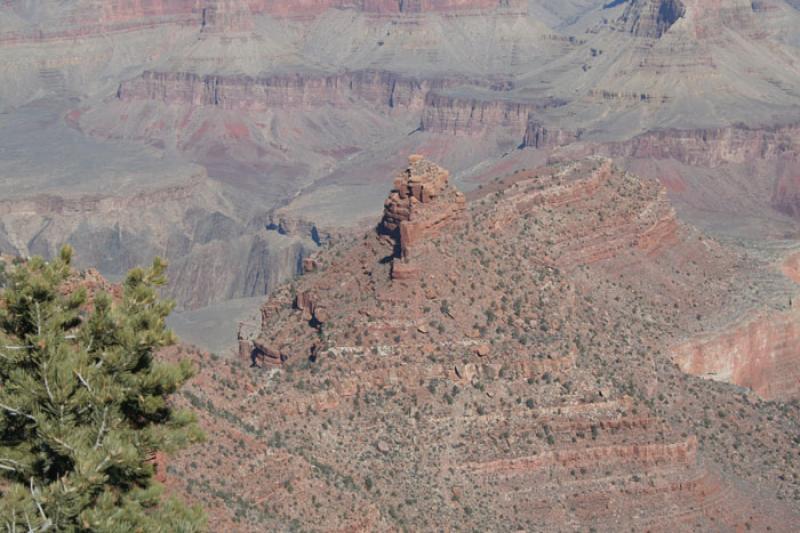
[
  {"x1": 294, "y1": 289, "x2": 329, "y2": 324},
  {"x1": 672, "y1": 309, "x2": 800, "y2": 400},
  {"x1": 379, "y1": 155, "x2": 465, "y2": 278}
]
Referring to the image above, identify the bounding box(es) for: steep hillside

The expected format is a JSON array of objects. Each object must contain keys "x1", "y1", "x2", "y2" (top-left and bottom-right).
[{"x1": 164, "y1": 157, "x2": 800, "y2": 531}]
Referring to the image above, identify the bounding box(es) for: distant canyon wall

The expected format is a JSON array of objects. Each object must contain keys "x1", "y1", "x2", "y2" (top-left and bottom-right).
[
  {"x1": 117, "y1": 70, "x2": 463, "y2": 113},
  {"x1": 607, "y1": 123, "x2": 800, "y2": 168},
  {"x1": 0, "y1": 177, "x2": 319, "y2": 310},
  {"x1": 0, "y1": 0, "x2": 526, "y2": 42},
  {"x1": 118, "y1": 69, "x2": 571, "y2": 137},
  {"x1": 603, "y1": 123, "x2": 800, "y2": 219}
]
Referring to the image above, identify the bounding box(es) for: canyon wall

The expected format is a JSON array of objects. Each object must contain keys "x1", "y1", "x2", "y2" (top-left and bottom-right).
[
  {"x1": 117, "y1": 70, "x2": 471, "y2": 113},
  {"x1": 604, "y1": 123, "x2": 800, "y2": 220},
  {"x1": 521, "y1": 119, "x2": 582, "y2": 149},
  {"x1": 0, "y1": 0, "x2": 527, "y2": 42},
  {"x1": 0, "y1": 177, "x2": 318, "y2": 309},
  {"x1": 420, "y1": 93, "x2": 566, "y2": 136},
  {"x1": 608, "y1": 123, "x2": 800, "y2": 168},
  {"x1": 118, "y1": 69, "x2": 567, "y2": 137},
  {"x1": 619, "y1": 0, "x2": 686, "y2": 39},
  {"x1": 672, "y1": 308, "x2": 800, "y2": 400}
]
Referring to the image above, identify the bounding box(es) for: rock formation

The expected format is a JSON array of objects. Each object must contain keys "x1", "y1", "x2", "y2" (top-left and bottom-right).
[
  {"x1": 379, "y1": 155, "x2": 465, "y2": 279},
  {"x1": 162, "y1": 157, "x2": 800, "y2": 530},
  {"x1": 619, "y1": 0, "x2": 686, "y2": 38},
  {"x1": 521, "y1": 119, "x2": 582, "y2": 149},
  {"x1": 672, "y1": 308, "x2": 800, "y2": 400}
]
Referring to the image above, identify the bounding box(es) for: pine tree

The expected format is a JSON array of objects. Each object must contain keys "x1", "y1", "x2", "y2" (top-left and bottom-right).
[{"x1": 0, "y1": 247, "x2": 205, "y2": 532}]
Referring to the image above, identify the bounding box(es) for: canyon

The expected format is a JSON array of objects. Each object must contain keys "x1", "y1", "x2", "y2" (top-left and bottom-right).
[{"x1": 2, "y1": 2, "x2": 800, "y2": 527}]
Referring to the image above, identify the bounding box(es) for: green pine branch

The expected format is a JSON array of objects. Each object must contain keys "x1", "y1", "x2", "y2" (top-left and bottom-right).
[{"x1": 0, "y1": 246, "x2": 206, "y2": 532}]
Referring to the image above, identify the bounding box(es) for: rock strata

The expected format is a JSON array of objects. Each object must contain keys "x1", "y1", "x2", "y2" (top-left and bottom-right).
[
  {"x1": 379, "y1": 155, "x2": 465, "y2": 279},
  {"x1": 619, "y1": 0, "x2": 687, "y2": 38}
]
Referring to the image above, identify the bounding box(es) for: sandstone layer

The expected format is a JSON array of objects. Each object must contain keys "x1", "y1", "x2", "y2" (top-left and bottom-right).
[{"x1": 672, "y1": 309, "x2": 800, "y2": 400}]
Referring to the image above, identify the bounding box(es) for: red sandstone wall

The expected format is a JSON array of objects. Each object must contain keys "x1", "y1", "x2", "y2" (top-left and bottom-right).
[{"x1": 672, "y1": 309, "x2": 800, "y2": 400}]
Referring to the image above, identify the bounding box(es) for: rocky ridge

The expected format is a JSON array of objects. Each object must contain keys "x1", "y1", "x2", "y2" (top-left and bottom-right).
[{"x1": 166, "y1": 157, "x2": 800, "y2": 531}]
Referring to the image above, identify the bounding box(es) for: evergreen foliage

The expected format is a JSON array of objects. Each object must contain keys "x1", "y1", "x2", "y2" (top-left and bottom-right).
[{"x1": 0, "y1": 247, "x2": 205, "y2": 531}]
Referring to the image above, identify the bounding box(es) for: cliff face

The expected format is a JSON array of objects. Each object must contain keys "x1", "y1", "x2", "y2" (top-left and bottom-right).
[
  {"x1": 420, "y1": 93, "x2": 536, "y2": 135},
  {"x1": 608, "y1": 123, "x2": 800, "y2": 168},
  {"x1": 0, "y1": 176, "x2": 318, "y2": 310},
  {"x1": 601, "y1": 123, "x2": 800, "y2": 224},
  {"x1": 118, "y1": 69, "x2": 573, "y2": 138},
  {"x1": 672, "y1": 308, "x2": 800, "y2": 400},
  {"x1": 117, "y1": 70, "x2": 473, "y2": 113},
  {"x1": 521, "y1": 119, "x2": 582, "y2": 149},
  {"x1": 619, "y1": 0, "x2": 686, "y2": 38},
  {"x1": 0, "y1": 0, "x2": 526, "y2": 39}
]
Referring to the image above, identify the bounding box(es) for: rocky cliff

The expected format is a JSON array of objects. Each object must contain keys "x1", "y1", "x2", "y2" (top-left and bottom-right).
[
  {"x1": 672, "y1": 308, "x2": 800, "y2": 400},
  {"x1": 0, "y1": 0, "x2": 526, "y2": 41},
  {"x1": 607, "y1": 123, "x2": 800, "y2": 168},
  {"x1": 379, "y1": 155, "x2": 466, "y2": 278},
  {"x1": 420, "y1": 93, "x2": 565, "y2": 136},
  {"x1": 117, "y1": 69, "x2": 474, "y2": 114},
  {"x1": 619, "y1": 0, "x2": 686, "y2": 38},
  {"x1": 0, "y1": 175, "x2": 318, "y2": 310}
]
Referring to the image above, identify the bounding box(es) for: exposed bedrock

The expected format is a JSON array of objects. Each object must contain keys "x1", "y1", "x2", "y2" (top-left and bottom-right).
[
  {"x1": 619, "y1": 0, "x2": 686, "y2": 38},
  {"x1": 419, "y1": 93, "x2": 565, "y2": 136},
  {"x1": 0, "y1": 0, "x2": 527, "y2": 42},
  {"x1": 672, "y1": 308, "x2": 800, "y2": 400},
  {"x1": 0, "y1": 178, "x2": 319, "y2": 310},
  {"x1": 117, "y1": 70, "x2": 471, "y2": 113},
  {"x1": 606, "y1": 123, "x2": 800, "y2": 168}
]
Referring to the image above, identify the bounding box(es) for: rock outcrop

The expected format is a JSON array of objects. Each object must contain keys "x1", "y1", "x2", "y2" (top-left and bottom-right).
[
  {"x1": 379, "y1": 155, "x2": 465, "y2": 279},
  {"x1": 619, "y1": 0, "x2": 686, "y2": 39},
  {"x1": 607, "y1": 123, "x2": 800, "y2": 168},
  {"x1": 419, "y1": 93, "x2": 565, "y2": 136},
  {"x1": 672, "y1": 308, "x2": 800, "y2": 400}
]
